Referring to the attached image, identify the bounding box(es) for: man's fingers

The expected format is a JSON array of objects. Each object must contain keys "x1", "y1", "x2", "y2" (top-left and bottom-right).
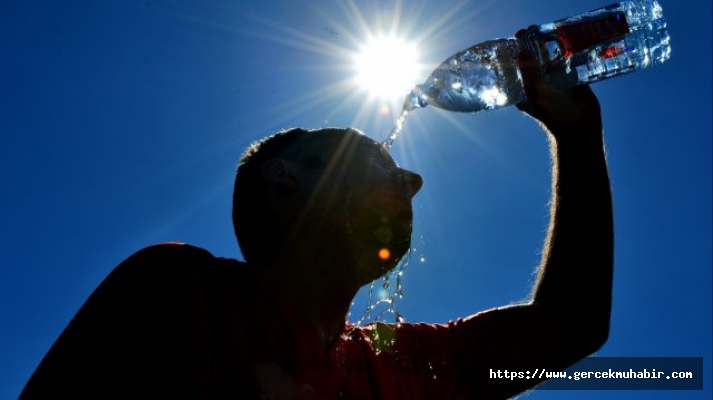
[
  {"x1": 515, "y1": 49, "x2": 543, "y2": 115},
  {"x1": 516, "y1": 50, "x2": 541, "y2": 93}
]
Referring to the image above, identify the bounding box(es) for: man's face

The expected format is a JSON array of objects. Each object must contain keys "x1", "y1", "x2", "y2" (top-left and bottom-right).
[{"x1": 286, "y1": 129, "x2": 422, "y2": 283}]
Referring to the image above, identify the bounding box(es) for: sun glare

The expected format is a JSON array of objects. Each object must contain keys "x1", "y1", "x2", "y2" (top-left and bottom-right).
[{"x1": 354, "y1": 35, "x2": 420, "y2": 100}]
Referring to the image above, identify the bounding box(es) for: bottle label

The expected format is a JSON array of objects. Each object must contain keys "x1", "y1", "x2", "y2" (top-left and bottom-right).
[{"x1": 556, "y1": 12, "x2": 630, "y2": 57}]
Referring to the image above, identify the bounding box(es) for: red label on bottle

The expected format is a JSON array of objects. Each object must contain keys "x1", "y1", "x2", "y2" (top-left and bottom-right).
[
  {"x1": 600, "y1": 44, "x2": 626, "y2": 59},
  {"x1": 556, "y1": 12, "x2": 630, "y2": 57}
]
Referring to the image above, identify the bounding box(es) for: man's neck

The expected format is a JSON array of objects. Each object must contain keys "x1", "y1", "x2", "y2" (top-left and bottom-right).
[{"x1": 263, "y1": 254, "x2": 360, "y2": 350}]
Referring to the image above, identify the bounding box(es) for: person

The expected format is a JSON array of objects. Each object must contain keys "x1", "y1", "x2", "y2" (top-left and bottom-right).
[{"x1": 20, "y1": 49, "x2": 613, "y2": 399}]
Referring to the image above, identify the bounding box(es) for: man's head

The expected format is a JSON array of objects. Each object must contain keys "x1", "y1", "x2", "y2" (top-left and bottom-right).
[{"x1": 233, "y1": 127, "x2": 422, "y2": 284}]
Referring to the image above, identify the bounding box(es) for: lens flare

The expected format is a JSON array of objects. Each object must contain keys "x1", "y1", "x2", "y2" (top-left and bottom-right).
[{"x1": 378, "y1": 248, "x2": 391, "y2": 260}]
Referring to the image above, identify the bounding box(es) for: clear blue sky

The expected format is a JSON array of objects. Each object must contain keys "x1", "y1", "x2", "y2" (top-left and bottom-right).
[{"x1": 2, "y1": 0, "x2": 710, "y2": 398}]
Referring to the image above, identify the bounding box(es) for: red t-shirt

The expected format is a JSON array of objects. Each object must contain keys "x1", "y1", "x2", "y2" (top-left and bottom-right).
[{"x1": 22, "y1": 243, "x2": 497, "y2": 399}]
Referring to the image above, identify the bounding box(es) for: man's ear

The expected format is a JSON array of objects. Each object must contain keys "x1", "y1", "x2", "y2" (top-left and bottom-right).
[{"x1": 262, "y1": 158, "x2": 299, "y2": 191}]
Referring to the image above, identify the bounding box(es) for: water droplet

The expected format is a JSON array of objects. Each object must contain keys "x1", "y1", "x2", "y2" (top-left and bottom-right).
[
  {"x1": 428, "y1": 361, "x2": 437, "y2": 379},
  {"x1": 419, "y1": 255, "x2": 426, "y2": 263}
]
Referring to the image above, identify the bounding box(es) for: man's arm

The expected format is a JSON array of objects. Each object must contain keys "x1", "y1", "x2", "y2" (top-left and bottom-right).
[
  {"x1": 519, "y1": 48, "x2": 613, "y2": 341},
  {"x1": 470, "y1": 50, "x2": 614, "y2": 398}
]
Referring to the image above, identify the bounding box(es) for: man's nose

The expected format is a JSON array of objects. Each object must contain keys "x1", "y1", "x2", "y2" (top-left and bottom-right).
[{"x1": 397, "y1": 168, "x2": 423, "y2": 198}]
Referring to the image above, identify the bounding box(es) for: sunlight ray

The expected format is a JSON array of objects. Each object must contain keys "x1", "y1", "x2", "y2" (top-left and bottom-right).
[
  {"x1": 308, "y1": 2, "x2": 372, "y2": 51},
  {"x1": 349, "y1": 96, "x2": 381, "y2": 131},
  {"x1": 388, "y1": 0, "x2": 404, "y2": 37},
  {"x1": 343, "y1": 0, "x2": 376, "y2": 43},
  {"x1": 260, "y1": 80, "x2": 365, "y2": 128},
  {"x1": 144, "y1": 0, "x2": 497, "y2": 157},
  {"x1": 238, "y1": 14, "x2": 356, "y2": 60},
  {"x1": 409, "y1": 1, "x2": 470, "y2": 46}
]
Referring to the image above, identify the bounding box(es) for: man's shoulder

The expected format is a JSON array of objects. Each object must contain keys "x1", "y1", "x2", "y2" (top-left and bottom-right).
[
  {"x1": 129, "y1": 242, "x2": 217, "y2": 262},
  {"x1": 111, "y1": 242, "x2": 246, "y2": 281}
]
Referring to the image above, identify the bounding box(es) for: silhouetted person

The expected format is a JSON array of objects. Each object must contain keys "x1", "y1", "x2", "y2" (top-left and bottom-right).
[{"x1": 21, "y1": 50, "x2": 613, "y2": 399}]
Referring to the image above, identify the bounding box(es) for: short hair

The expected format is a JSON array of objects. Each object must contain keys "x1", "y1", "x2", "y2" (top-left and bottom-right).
[{"x1": 232, "y1": 127, "x2": 356, "y2": 263}]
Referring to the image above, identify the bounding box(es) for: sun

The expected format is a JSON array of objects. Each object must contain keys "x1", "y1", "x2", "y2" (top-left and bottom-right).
[{"x1": 354, "y1": 35, "x2": 420, "y2": 100}]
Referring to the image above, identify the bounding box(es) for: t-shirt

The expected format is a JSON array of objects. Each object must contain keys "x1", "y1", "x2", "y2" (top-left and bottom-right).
[{"x1": 21, "y1": 243, "x2": 499, "y2": 399}]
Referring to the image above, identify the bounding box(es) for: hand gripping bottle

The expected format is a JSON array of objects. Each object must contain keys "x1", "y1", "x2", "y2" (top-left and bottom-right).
[{"x1": 406, "y1": 0, "x2": 671, "y2": 113}]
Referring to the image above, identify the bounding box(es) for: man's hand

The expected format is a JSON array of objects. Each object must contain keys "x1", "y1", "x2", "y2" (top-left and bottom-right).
[{"x1": 515, "y1": 44, "x2": 601, "y2": 134}]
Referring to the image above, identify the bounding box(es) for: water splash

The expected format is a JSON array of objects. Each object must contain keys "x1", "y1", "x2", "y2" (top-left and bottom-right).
[
  {"x1": 382, "y1": 88, "x2": 428, "y2": 150},
  {"x1": 349, "y1": 237, "x2": 433, "y2": 327},
  {"x1": 350, "y1": 248, "x2": 413, "y2": 328},
  {"x1": 381, "y1": 85, "x2": 428, "y2": 151},
  {"x1": 381, "y1": 108, "x2": 409, "y2": 151}
]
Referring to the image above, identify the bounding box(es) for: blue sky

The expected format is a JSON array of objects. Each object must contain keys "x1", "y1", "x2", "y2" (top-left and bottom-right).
[{"x1": 1, "y1": 0, "x2": 710, "y2": 398}]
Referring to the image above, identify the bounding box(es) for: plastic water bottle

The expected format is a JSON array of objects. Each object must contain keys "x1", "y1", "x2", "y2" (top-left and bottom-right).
[{"x1": 405, "y1": 0, "x2": 671, "y2": 113}]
